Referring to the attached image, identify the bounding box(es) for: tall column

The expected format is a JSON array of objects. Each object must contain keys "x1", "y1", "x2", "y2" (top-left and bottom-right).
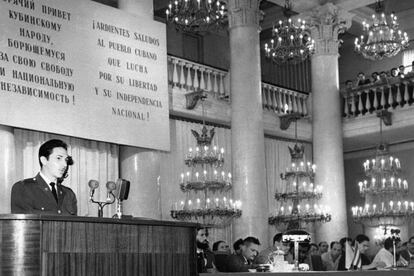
[
  {"x1": 228, "y1": 0, "x2": 268, "y2": 245},
  {"x1": 118, "y1": 0, "x2": 161, "y2": 219},
  {"x1": 0, "y1": 125, "x2": 15, "y2": 213},
  {"x1": 307, "y1": 3, "x2": 353, "y2": 242}
]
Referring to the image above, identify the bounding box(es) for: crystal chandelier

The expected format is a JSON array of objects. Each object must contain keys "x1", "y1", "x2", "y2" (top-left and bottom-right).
[
  {"x1": 269, "y1": 119, "x2": 331, "y2": 229},
  {"x1": 264, "y1": 0, "x2": 314, "y2": 64},
  {"x1": 352, "y1": 113, "x2": 413, "y2": 227},
  {"x1": 354, "y1": 0, "x2": 409, "y2": 60},
  {"x1": 171, "y1": 97, "x2": 241, "y2": 226},
  {"x1": 165, "y1": 0, "x2": 226, "y2": 33}
]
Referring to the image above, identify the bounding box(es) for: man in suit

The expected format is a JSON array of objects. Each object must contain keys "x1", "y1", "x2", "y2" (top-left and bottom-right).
[
  {"x1": 226, "y1": 236, "x2": 261, "y2": 272},
  {"x1": 399, "y1": 235, "x2": 414, "y2": 267},
  {"x1": 11, "y1": 139, "x2": 77, "y2": 215}
]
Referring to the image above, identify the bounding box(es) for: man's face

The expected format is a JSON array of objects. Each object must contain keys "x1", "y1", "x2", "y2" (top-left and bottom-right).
[
  {"x1": 298, "y1": 246, "x2": 310, "y2": 262},
  {"x1": 358, "y1": 73, "x2": 365, "y2": 80},
  {"x1": 242, "y1": 243, "x2": 259, "y2": 261},
  {"x1": 41, "y1": 147, "x2": 68, "y2": 180},
  {"x1": 407, "y1": 238, "x2": 414, "y2": 253},
  {"x1": 358, "y1": 241, "x2": 369, "y2": 254},
  {"x1": 319, "y1": 242, "x2": 329, "y2": 254},
  {"x1": 217, "y1": 242, "x2": 230, "y2": 253},
  {"x1": 331, "y1": 244, "x2": 342, "y2": 258}
]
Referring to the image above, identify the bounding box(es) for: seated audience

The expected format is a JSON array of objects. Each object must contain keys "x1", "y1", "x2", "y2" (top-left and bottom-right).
[
  {"x1": 254, "y1": 233, "x2": 289, "y2": 264},
  {"x1": 225, "y1": 236, "x2": 261, "y2": 272},
  {"x1": 321, "y1": 241, "x2": 342, "y2": 270},
  {"x1": 286, "y1": 242, "x2": 324, "y2": 271},
  {"x1": 399, "y1": 235, "x2": 414, "y2": 265},
  {"x1": 338, "y1": 234, "x2": 386, "y2": 270},
  {"x1": 372, "y1": 237, "x2": 398, "y2": 268},
  {"x1": 319, "y1": 241, "x2": 329, "y2": 255}
]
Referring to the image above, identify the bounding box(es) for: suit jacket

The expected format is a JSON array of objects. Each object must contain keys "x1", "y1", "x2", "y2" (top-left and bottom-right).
[
  {"x1": 225, "y1": 253, "x2": 253, "y2": 272},
  {"x1": 11, "y1": 173, "x2": 77, "y2": 215}
]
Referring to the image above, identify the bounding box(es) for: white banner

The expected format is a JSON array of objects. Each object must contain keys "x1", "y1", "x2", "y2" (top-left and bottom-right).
[{"x1": 0, "y1": 0, "x2": 169, "y2": 151}]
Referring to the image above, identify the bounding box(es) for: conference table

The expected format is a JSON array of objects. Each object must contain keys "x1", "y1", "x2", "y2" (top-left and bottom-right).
[
  {"x1": 0, "y1": 214, "x2": 197, "y2": 276},
  {"x1": 202, "y1": 269, "x2": 413, "y2": 276}
]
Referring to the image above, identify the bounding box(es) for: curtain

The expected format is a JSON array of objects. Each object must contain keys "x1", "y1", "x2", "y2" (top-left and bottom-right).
[{"x1": 13, "y1": 128, "x2": 119, "y2": 217}]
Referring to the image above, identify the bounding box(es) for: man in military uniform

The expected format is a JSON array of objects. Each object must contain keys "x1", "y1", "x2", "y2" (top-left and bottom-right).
[{"x1": 11, "y1": 139, "x2": 77, "y2": 215}]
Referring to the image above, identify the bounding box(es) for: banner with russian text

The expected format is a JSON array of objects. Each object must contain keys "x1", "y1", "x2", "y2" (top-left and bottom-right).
[{"x1": 0, "y1": 0, "x2": 169, "y2": 151}]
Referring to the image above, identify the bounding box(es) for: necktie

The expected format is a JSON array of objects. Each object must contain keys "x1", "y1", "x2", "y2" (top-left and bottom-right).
[{"x1": 50, "y1": 182, "x2": 58, "y2": 203}]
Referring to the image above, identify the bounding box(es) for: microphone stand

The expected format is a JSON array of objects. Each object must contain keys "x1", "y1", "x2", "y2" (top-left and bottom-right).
[{"x1": 90, "y1": 191, "x2": 116, "y2": 217}]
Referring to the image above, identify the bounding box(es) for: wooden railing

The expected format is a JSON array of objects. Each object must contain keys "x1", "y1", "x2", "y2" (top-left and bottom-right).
[
  {"x1": 167, "y1": 55, "x2": 310, "y2": 116},
  {"x1": 341, "y1": 73, "x2": 414, "y2": 117}
]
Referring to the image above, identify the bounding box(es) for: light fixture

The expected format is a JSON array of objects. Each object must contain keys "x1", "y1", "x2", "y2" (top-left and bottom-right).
[
  {"x1": 352, "y1": 111, "x2": 413, "y2": 227},
  {"x1": 165, "y1": 0, "x2": 226, "y2": 33},
  {"x1": 264, "y1": 0, "x2": 314, "y2": 64},
  {"x1": 269, "y1": 118, "x2": 331, "y2": 229},
  {"x1": 354, "y1": 0, "x2": 409, "y2": 60},
  {"x1": 170, "y1": 95, "x2": 241, "y2": 226}
]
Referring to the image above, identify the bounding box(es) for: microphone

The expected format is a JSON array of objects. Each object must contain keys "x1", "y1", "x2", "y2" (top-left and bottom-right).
[
  {"x1": 106, "y1": 181, "x2": 116, "y2": 201},
  {"x1": 88, "y1": 179, "x2": 99, "y2": 198}
]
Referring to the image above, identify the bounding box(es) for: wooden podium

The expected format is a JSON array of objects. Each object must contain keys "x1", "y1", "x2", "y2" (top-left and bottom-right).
[{"x1": 0, "y1": 215, "x2": 197, "y2": 276}]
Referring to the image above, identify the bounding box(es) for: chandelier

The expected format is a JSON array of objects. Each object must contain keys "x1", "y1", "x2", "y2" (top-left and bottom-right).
[
  {"x1": 170, "y1": 97, "x2": 241, "y2": 226},
  {"x1": 264, "y1": 0, "x2": 314, "y2": 64},
  {"x1": 352, "y1": 113, "x2": 413, "y2": 227},
  {"x1": 165, "y1": 0, "x2": 226, "y2": 32},
  {"x1": 354, "y1": 0, "x2": 409, "y2": 60},
  {"x1": 269, "y1": 118, "x2": 331, "y2": 229}
]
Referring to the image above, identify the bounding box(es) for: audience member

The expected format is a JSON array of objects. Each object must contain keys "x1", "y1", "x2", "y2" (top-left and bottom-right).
[
  {"x1": 233, "y1": 238, "x2": 244, "y2": 255},
  {"x1": 309, "y1": 243, "x2": 319, "y2": 256},
  {"x1": 390, "y1": 67, "x2": 399, "y2": 77},
  {"x1": 196, "y1": 228, "x2": 215, "y2": 273},
  {"x1": 254, "y1": 233, "x2": 290, "y2": 264},
  {"x1": 371, "y1": 72, "x2": 380, "y2": 83},
  {"x1": 321, "y1": 241, "x2": 342, "y2": 271},
  {"x1": 356, "y1": 72, "x2": 371, "y2": 86},
  {"x1": 372, "y1": 237, "x2": 397, "y2": 268},
  {"x1": 339, "y1": 237, "x2": 352, "y2": 254},
  {"x1": 225, "y1": 237, "x2": 261, "y2": 272},
  {"x1": 319, "y1": 241, "x2": 329, "y2": 255},
  {"x1": 398, "y1": 65, "x2": 405, "y2": 76},
  {"x1": 399, "y1": 235, "x2": 414, "y2": 265},
  {"x1": 212, "y1": 240, "x2": 231, "y2": 254}
]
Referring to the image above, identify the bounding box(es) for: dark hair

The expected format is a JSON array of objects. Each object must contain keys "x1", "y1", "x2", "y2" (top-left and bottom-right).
[
  {"x1": 345, "y1": 80, "x2": 353, "y2": 84},
  {"x1": 38, "y1": 139, "x2": 68, "y2": 168},
  {"x1": 197, "y1": 227, "x2": 209, "y2": 237},
  {"x1": 212, "y1": 240, "x2": 225, "y2": 251},
  {"x1": 273, "y1": 233, "x2": 283, "y2": 244},
  {"x1": 383, "y1": 237, "x2": 395, "y2": 250},
  {"x1": 357, "y1": 72, "x2": 365, "y2": 76},
  {"x1": 244, "y1": 236, "x2": 260, "y2": 246},
  {"x1": 408, "y1": 236, "x2": 414, "y2": 244},
  {"x1": 354, "y1": 234, "x2": 369, "y2": 245},
  {"x1": 371, "y1": 72, "x2": 379, "y2": 77},
  {"x1": 399, "y1": 65, "x2": 405, "y2": 70},
  {"x1": 233, "y1": 238, "x2": 244, "y2": 251},
  {"x1": 339, "y1": 237, "x2": 352, "y2": 248},
  {"x1": 330, "y1": 241, "x2": 341, "y2": 249}
]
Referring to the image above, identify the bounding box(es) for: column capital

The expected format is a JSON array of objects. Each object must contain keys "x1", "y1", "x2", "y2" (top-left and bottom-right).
[
  {"x1": 227, "y1": 0, "x2": 262, "y2": 30},
  {"x1": 303, "y1": 3, "x2": 353, "y2": 56}
]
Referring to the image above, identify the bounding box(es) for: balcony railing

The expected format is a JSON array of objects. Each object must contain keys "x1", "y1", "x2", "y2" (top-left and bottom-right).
[
  {"x1": 167, "y1": 55, "x2": 310, "y2": 116},
  {"x1": 341, "y1": 73, "x2": 414, "y2": 118}
]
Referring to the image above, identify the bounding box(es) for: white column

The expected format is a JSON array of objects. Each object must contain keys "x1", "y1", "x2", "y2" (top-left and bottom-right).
[
  {"x1": 118, "y1": 0, "x2": 161, "y2": 219},
  {"x1": 228, "y1": 0, "x2": 268, "y2": 245},
  {"x1": 307, "y1": 3, "x2": 353, "y2": 242}
]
